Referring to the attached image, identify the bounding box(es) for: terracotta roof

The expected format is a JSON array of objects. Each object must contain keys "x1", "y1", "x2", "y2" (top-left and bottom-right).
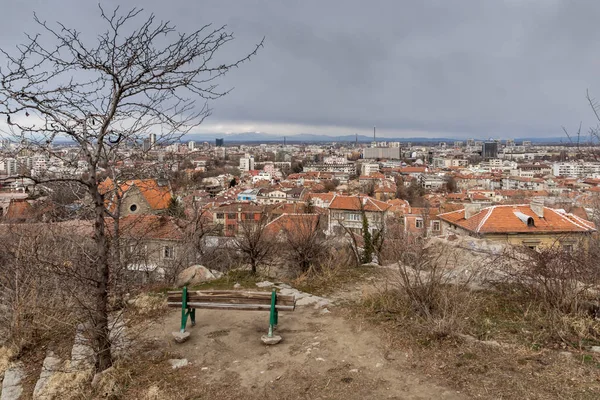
[
  {"x1": 114, "y1": 214, "x2": 184, "y2": 241},
  {"x1": 329, "y1": 195, "x2": 391, "y2": 212},
  {"x1": 101, "y1": 178, "x2": 172, "y2": 212},
  {"x1": 439, "y1": 204, "x2": 596, "y2": 234},
  {"x1": 265, "y1": 213, "x2": 320, "y2": 238},
  {"x1": 4, "y1": 199, "x2": 32, "y2": 221}
]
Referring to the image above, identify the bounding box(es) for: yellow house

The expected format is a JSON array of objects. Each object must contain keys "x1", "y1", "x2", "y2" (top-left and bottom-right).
[{"x1": 438, "y1": 203, "x2": 596, "y2": 250}]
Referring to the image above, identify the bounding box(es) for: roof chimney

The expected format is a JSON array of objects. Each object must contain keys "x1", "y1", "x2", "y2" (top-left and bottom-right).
[
  {"x1": 530, "y1": 199, "x2": 544, "y2": 218},
  {"x1": 464, "y1": 203, "x2": 482, "y2": 219}
]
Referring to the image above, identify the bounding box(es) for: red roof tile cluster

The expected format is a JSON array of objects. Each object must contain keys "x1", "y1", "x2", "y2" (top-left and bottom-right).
[
  {"x1": 100, "y1": 178, "x2": 172, "y2": 212},
  {"x1": 329, "y1": 195, "x2": 391, "y2": 212},
  {"x1": 439, "y1": 204, "x2": 596, "y2": 234}
]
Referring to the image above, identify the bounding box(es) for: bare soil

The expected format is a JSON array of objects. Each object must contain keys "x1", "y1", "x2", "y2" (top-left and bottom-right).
[{"x1": 131, "y1": 305, "x2": 464, "y2": 399}]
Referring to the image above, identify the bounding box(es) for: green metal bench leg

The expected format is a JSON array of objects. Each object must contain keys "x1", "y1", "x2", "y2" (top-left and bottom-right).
[
  {"x1": 268, "y1": 288, "x2": 277, "y2": 338},
  {"x1": 190, "y1": 308, "x2": 196, "y2": 327},
  {"x1": 180, "y1": 286, "x2": 189, "y2": 333}
]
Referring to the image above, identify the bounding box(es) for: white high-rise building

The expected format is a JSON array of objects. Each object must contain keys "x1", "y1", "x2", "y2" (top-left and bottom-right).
[
  {"x1": 188, "y1": 141, "x2": 195, "y2": 151},
  {"x1": 149, "y1": 133, "x2": 156, "y2": 145},
  {"x1": 239, "y1": 155, "x2": 255, "y2": 171}
]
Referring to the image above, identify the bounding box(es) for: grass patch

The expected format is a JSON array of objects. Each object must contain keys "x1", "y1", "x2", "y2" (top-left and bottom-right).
[{"x1": 293, "y1": 265, "x2": 375, "y2": 296}]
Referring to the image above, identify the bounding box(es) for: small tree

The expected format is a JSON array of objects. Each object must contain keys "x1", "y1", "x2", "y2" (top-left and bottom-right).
[
  {"x1": 361, "y1": 213, "x2": 373, "y2": 264},
  {"x1": 233, "y1": 215, "x2": 271, "y2": 274},
  {"x1": 0, "y1": 6, "x2": 261, "y2": 372}
]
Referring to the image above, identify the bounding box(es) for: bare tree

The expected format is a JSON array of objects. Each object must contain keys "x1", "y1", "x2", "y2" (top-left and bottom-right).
[
  {"x1": 279, "y1": 214, "x2": 327, "y2": 275},
  {"x1": 233, "y1": 215, "x2": 272, "y2": 274},
  {"x1": 0, "y1": 6, "x2": 261, "y2": 372}
]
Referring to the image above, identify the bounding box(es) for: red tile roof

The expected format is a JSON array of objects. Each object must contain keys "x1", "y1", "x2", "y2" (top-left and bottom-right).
[
  {"x1": 329, "y1": 195, "x2": 391, "y2": 212},
  {"x1": 439, "y1": 204, "x2": 596, "y2": 234},
  {"x1": 100, "y1": 178, "x2": 172, "y2": 212}
]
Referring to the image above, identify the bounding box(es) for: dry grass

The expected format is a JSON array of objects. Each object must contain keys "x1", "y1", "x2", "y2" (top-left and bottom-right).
[{"x1": 354, "y1": 283, "x2": 600, "y2": 399}]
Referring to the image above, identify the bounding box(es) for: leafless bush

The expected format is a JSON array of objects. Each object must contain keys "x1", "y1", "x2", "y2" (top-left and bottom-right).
[
  {"x1": 366, "y1": 238, "x2": 481, "y2": 339},
  {"x1": 502, "y1": 242, "x2": 600, "y2": 315}
]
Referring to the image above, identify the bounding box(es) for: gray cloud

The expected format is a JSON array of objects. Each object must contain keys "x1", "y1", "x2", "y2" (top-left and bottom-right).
[{"x1": 2, "y1": 0, "x2": 600, "y2": 138}]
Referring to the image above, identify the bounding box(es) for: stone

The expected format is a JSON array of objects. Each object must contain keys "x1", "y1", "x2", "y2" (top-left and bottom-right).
[
  {"x1": 313, "y1": 299, "x2": 330, "y2": 309},
  {"x1": 1, "y1": 362, "x2": 25, "y2": 400},
  {"x1": 296, "y1": 296, "x2": 323, "y2": 306},
  {"x1": 275, "y1": 283, "x2": 292, "y2": 289},
  {"x1": 591, "y1": 346, "x2": 600, "y2": 353},
  {"x1": 375, "y1": 363, "x2": 384, "y2": 368},
  {"x1": 315, "y1": 357, "x2": 325, "y2": 362},
  {"x1": 172, "y1": 331, "x2": 191, "y2": 343},
  {"x1": 210, "y1": 269, "x2": 224, "y2": 279},
  {"x1": 559, "y1": 351, "x2": 573, "y2": 358},
  {"x1": 233, "y1": 283, "x2": 241, "y2": 289},
  {"x1": 256, "y1": 281, "x2": 274, "y2": 288},
  {"x1": 33, "y1": 352, "x2": 62, "y2": 398},
  {"x1": 71, "y1": 324, "x2": 95, "y2": 369},
  {"x1": 261, "y1": 335, "x2": 282, "y2": 345},
  {"x1": 168, "y1": 359, "x2": 189, "y2": 369},
  {"x1": 349, "y1": 369, "x2": 359, "y2": 373},
  {"x1": 320, "y1": 308, "x2": 331, "y2": 314},
  {"x1": 175, "y1": 265, "x2": 216, "y2": 287}
]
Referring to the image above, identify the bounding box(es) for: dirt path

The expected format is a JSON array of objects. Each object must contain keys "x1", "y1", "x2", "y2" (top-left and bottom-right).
[{"x1": 145, "y1": 302, "x2": 465, "y2": 399}]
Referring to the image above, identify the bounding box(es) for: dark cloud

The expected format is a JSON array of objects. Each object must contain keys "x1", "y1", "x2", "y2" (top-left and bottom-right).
[{"x1": 2, "y1": 0, "x2": 600, "y2": 138}]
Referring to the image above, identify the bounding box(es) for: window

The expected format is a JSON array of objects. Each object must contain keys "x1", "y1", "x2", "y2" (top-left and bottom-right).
[
  {"x1": 415, "y1": 219, "x2": 424, "y2": 229},
  {"x1": 216, "y1": 213, "x2": 224, "y2": 220},
  {"x1": 227, "y1": 213, "x2": 236, "y2": 220},
  {"x1": 163, "y1": 246, "x2": 174, "y2": 259},
  {"x1": 563, "y1": 244, "x2": 574, "y2": 252},
  {"x1": 347, "y1": 213, "x2": 361, "y2": 221},
  {"x1": 432, "y1": 221, "x2": 441, "y2": 231},
  {"x1": 129, "y1": 204, "x2": 137, "y2": 212},
  {"x1": 245, "y1": 213, "x2": 254, "y2": 220}
]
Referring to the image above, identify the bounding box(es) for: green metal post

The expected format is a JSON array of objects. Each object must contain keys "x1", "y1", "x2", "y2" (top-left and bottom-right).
[
  {"x1": 268, "y1": 288, "x2": 277, "y2": 338},
  {"x1": 180, "y1": 286, "x2": 188, "y2": 333},
  {"x1": 190, "y1": 308, "x2": 196, "y2": 327}
]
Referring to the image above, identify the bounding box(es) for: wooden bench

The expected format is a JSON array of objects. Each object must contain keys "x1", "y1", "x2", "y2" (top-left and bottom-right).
[{"x1": 167, "y1": 287, "x2": 296, "y2": 342}]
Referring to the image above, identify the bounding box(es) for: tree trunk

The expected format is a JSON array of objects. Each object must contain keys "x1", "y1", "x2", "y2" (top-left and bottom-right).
[{"x1": 91, "y1": 183, "x2": 112, "y2": 372}]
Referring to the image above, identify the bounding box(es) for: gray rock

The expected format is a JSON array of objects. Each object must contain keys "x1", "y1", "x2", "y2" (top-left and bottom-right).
[
  {"x1": 261, "y1": 335, "x2": 282, "y2": 345},
  {"x1": 168, "y1": 359, "x2": 189, "y2": 369},
  {"x1": 313, "y1": 299, "x2": 330, "y2": 309},
  {"x1": 591, "y1": 346, "x2": 600, "y2": 353},
  {"x1": 296, "y1": 296, "x2": 323, "y2": 306},
  {"x1": 233, "y1": 283, "x2": 241, "y2": 289},
  {"x1": 275, "y1": 283, "x2": 292, "y2": 289},
  {"x1": 175, "y1": 265, "x2": 216, "y2": 287},
  {"x1": 71, "y1": 324, "x2": 95, "y2": 369},
  {"x1": 33, "y1": 352, "x2": 62, "y2": 399},
  {"x1": 172, "y1": 331, "x2": 191, "y2": 343},
  {"x1": 256, "y1": 281, "x2": 274, "y2": 288},
  {"x1": 1, "y1": 362, "x2": 25, "y2": 400},
  {"x1": 210, "y1": 269, "x2": 224, "y2": 279}
]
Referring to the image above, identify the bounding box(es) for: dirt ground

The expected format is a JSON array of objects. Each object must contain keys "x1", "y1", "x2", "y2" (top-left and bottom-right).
[{"x1": 139, "y1": 305, "x2": 465, "y2": 400}]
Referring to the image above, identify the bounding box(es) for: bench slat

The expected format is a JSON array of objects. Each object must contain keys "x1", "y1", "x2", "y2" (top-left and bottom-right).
[
  {"x1": 168, "y1": 290, "x2": 295, "y2": 303},
  {"x1": 167, "y1": 302, "x2": 295, "y2": 312},
  {"x1": 167, "y1": 296, "x2": 295, "y2": 307}
]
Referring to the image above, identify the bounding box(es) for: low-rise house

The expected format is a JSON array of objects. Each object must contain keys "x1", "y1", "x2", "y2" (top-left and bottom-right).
[
  {"x1": 100, "y1": 178, "x2": 172, "y2": 217},
  {"x1": 438, "y1": 203, "x2": 596, "y2": 249},
  {"x1": 327, "y1": 195, "x2": 391, "y2": 235},
  {"x1": 212, "y1": 202, "x2": 266, "y2": 236}
]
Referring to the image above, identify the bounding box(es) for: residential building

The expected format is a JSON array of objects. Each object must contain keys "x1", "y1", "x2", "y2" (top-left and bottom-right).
[
  {"x1": 362, "y1": 147, "x2": 402, "y2": 159},
  {"x1": 438, "y1": 203, "x2": 596, "y2": 249},
  {"x1": 327, "y1": 195, "x2": 391, "y2": 235},
  {"x1": 100, "y1": 178, "x2": 173, "y2": 217},
  {"x1": 239, "y1": 155, "x2": 255, "y2": 171}
]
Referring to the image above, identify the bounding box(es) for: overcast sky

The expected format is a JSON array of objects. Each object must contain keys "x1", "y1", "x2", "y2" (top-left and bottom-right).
[{"x1": 3, "y1": 0, "x2": 600, "y2": 139}]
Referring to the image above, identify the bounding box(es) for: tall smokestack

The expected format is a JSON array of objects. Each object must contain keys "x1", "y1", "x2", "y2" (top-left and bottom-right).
[{"x1": 373, "y1": 126, "x2": 376, "y2": 141}]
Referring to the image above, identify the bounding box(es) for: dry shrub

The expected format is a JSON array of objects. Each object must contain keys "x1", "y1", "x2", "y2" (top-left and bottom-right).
[
  {"x1": 294, "y1": 246, "x2": 369, "y2": 295},
  {"x1": 36, "y1": 361, "x2": 94, "y2": 400},
  {"x1": 365, "y1": 238, "x2": 482, "y2": 340},
  {"x1": 504, "y1": 243, "x2": 600, "y2": 314},
  {"x1": 128, "y1": 293, "x2": 167, "y2": 316},
  {"x1": 0, "y1": 346, "x2": 15, "y2": 378}
]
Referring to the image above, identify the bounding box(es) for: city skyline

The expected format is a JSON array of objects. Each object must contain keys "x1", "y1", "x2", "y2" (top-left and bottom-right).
[{"x1": 2, "y1": 1, "x2": 600, "y2": 139}]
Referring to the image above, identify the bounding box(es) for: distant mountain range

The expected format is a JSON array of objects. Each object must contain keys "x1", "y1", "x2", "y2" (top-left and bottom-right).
[{"x1": 183, "y1": 132, "x2": 569, "y2": 144}]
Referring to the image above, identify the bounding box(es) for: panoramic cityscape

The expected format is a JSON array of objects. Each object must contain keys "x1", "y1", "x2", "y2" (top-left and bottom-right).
[{"x1": 2, "y1": 1, "x2": 600, "y2": 399}]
